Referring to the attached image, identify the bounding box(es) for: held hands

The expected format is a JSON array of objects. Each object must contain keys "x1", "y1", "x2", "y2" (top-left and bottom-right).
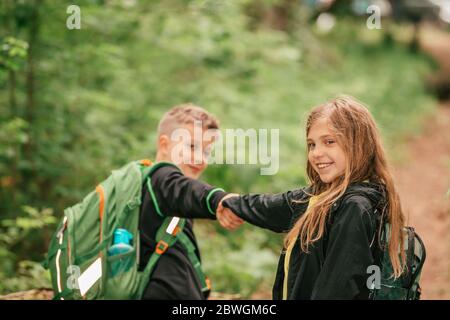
[{"x1": 216, "y1": 193, "x2": 244, "y2": 231}]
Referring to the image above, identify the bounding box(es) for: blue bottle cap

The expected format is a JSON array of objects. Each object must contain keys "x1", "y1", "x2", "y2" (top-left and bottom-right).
[{"x1": 113, "y1": 228, "x2": 133, "y2": 245}]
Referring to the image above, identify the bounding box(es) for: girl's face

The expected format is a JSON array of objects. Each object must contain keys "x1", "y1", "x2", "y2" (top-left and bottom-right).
[{"x1": 307, "y1": 117, "x2": 346, "y2": 183}]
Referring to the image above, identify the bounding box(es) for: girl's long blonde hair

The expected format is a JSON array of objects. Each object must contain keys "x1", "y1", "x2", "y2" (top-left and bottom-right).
[{"x1": 284, "y1": 95, "x2": 406, "y2": 278}]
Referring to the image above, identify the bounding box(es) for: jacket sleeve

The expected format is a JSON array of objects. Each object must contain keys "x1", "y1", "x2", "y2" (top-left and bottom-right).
[
  {"x1": 221, "y1": 189, "x2": 305, "y2": 233},
  {"x1": 311, "y1": 196, "x2": 377, "y2": 299},
  {"x1": 149, "y1": 164, "x2": 228, "y2": 220}
]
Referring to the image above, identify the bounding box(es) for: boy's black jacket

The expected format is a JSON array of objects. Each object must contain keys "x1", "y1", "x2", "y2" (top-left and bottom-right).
[
  {"x1": 222, "y1": 181, "x2": 387, "y2": 300},
  {"x1": 138, "y1": 164, "x2": 227, "y2": 300}
]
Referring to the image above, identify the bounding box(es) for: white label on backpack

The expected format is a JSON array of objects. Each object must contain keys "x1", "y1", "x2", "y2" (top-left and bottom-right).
[
  {"x1": 166, "y1": 217, "x2": 180, "y2": 235},
  {"x1": 78, "y1": 257, "x2": 102, "y2": 296}
]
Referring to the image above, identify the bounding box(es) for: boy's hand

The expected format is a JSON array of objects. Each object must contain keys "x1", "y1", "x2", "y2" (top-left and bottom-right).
[{"x1": 216, "y1": 194, "x2": 244, "y2": 230}]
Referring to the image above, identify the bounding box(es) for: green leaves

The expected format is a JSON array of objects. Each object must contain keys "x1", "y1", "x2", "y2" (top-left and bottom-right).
[
  {"x1": 196, "y1": 221, "x2": 279, "y2": 298},
  {"x1": 0, "y1": 37, "x2": 28, "y2": 71},
  {"x1": 0, "y1": 260, "x2": 51, "y2": 294},
  {"x1": 0, "y1": 206, "x2": 56, "y2": 245},
  {"x1": 0, "y1": 118, "x2": 28, "y2": 157},
  {"x1": 0, "y1": 206, "x2": 55, "y2": 293}
]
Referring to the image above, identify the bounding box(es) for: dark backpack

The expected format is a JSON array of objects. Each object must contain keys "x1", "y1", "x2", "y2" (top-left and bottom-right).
[{"x1": 370, "y1": 224, "x2": 426, "y2": 300}]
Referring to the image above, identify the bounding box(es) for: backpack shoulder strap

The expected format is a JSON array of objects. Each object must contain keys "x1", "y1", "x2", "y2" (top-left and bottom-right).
[
  {"x1": 137, "y1": 216, "x2": 185, "y2": 296},
  {"x1": 143, "y1": 161, "x2": 181, "y2": 218},
  {"x1": 145, "y1": 217, "x2": 210, "y2": 294},
  {"x1": 176, "y1": 231, "x2": 211, "y2": 293}
]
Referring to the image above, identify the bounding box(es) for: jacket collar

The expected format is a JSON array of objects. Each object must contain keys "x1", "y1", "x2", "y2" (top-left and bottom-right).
[{"x1": 299, "y1": 181, "x2": 386, "y2": 214}]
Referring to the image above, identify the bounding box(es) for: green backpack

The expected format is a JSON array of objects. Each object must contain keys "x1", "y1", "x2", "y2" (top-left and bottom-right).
[
  {"x1": 370, "y1": 224, "x2": 426, "y2": 300},
  {"x1": 43, "y1": 160, "x2": 210, "y2": 300}
]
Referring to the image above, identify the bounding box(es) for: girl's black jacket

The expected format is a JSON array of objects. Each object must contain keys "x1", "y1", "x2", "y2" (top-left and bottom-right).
[{"x1": 222, "y1": 181, "x2": 386, "y2": 300}]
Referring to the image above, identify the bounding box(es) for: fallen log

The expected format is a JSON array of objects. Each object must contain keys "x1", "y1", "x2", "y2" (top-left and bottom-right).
[{"x1": 0, "y1": 288, "x2": 53, "y2": 300}]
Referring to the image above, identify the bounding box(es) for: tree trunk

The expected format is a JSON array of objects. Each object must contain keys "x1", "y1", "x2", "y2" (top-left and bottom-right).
[
  {"x1": 8, "y1": 70, "x2": 19, "y2": 206},
  {"x1": 22, "y1": 0, "x2": 41, "y2": 191}
]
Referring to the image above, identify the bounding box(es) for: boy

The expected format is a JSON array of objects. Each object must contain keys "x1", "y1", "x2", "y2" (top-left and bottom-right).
[{"x1": 139, "y1": 103, "x2": 242, "y2": 300}]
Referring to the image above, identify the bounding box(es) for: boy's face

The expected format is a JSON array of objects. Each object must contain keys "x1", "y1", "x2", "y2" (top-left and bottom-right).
[
  {"x1": 307, "y1": 117, "x2": 346, "y2": 184},
  {"x1": 157, "y1": 123, "x2": 216, "y2": 179}
]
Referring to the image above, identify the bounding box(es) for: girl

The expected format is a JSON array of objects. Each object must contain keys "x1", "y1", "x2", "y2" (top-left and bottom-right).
[{"x1": 219, "y1": 95, "x2": 406, "y2": 299}]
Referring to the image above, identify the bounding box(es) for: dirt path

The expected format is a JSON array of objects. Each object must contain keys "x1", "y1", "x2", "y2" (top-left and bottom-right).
[
  {"x1": 392, "y1": 26, "x2": 450, "y2": 300},
  {"x1": 393, "y1": 104, "x2": 450, "y2": 299}
]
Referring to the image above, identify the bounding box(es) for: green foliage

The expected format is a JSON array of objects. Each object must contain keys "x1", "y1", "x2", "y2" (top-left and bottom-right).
[
  {"x1": 196, "y1": 221, "x2": 279, "y2": 298},
  {"x1": 0, "y1": 37, "x2": 28, "y2": 71},
  {"x1": 0, "y1": 207, "x2": 56, "y2": 293},
  {"x1": 1, "y1": 206, "x2": 56, "y2": 231},
  {"x1": 0, "y1": 117, "x2": 28, "y2": 160}
]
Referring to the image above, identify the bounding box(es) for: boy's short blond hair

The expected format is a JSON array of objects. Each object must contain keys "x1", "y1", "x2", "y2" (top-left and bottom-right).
[{"x1": 157, "y1": 103, "x2": 219, "y2": 137}]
